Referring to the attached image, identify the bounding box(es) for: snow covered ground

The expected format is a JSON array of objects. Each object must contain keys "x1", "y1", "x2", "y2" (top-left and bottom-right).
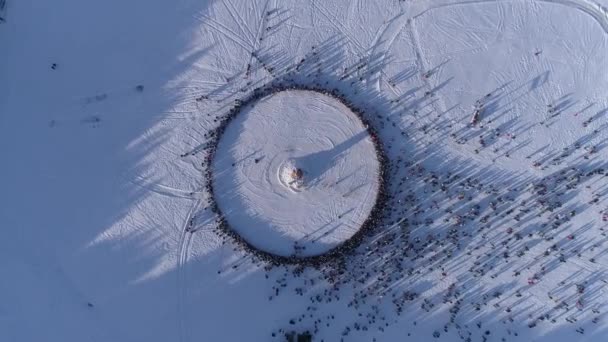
[{"x1": 1, "y1": 0, "x2": 608, "y2": 341}]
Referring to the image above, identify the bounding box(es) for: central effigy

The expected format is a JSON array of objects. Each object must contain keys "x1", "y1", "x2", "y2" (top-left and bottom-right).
[
  {"x1": 278, "y1": 160, "x2": 305, "y2": 192},
  {"x1": 211, "y1": 89, "x2": 381, "y2": 258}
]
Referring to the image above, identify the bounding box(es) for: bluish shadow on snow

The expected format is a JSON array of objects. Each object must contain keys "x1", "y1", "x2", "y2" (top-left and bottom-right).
[
  {"x1": 0, "y1": 0, "x2": 219, "y2": 341},
  {"x1": 294, "y1": 130, "x2": 368, "y2": 187}
]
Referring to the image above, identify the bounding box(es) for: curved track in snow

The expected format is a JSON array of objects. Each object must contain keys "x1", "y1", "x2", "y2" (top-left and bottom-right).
[{"x1": 371, "y1": 0, "x2": 608, "y2": 93}]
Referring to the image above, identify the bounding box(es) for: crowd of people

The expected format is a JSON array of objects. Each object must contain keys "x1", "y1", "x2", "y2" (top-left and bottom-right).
[
  {"x1": 200, "y1": 82, "x2": 391, "y2": 267},
  {"x1": 262, "y1": 157, "x2": 607, "y2": 341},
  {"x1": 188, "y1": 46, "x2": 607, "y2": 341}
]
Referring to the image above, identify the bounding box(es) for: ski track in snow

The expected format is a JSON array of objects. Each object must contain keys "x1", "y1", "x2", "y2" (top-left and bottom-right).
[
  {"x1": 176, "y1": 198, "x2": 203, "y2": 342},
  {"x1": 129, "y1": 175, "x2": 202, "y2": 200}
]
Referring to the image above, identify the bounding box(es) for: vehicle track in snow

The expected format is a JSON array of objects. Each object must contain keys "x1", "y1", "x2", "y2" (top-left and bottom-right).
[
  {"x1": 370, "y1": 0, "x2": 608, "y2": 164},
  {"x1": 176, "y1": 198, "x2": 203, "y2": 342},
  {"x1": 366, "y1": 12, "x2": 409, "y2": 92},
  {"x1": 376, "y1": 0, "x2": 608, "y2": 101},
  {"x1": 408, "y1": 0, "x2": 608, "y2": 34},
  {"x1": 378, "y1": 0, "x2": 608, "y2": 83},
  {"x1": 122, "y1": 169, "x2": 208, "y2": 342},
  {"x1": 539, "y1": 0, "x2": 608, "y2": 34}
]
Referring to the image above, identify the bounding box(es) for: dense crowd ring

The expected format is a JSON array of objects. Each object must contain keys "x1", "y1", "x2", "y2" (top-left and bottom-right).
[{"x1": 202, "y1": 83, "x2": 390, "y2": 266}]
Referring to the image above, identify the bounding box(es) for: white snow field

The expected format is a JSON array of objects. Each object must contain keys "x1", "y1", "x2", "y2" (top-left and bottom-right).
[
  {"x1": 1, "y1": 0, "x2": 608, "y2": 341},
  {"x1": 212, "y1": 90, "x2": 380, "y2": 257}
]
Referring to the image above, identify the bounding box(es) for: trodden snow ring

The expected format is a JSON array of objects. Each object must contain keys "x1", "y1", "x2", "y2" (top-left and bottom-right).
[{"x1": 211, "y1": 89, "x2": 381, "y2": 258}]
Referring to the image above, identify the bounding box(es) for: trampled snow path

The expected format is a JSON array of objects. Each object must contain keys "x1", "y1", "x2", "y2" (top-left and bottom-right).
[{"x1": 212, "y1": 90, "x2": 380, "y2": 257}]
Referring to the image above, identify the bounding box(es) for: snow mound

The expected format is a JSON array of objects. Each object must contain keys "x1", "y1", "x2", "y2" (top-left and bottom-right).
[
  {"x1": 212, "y1": 90, "x2": 380, "y2": 257},
  {"x1": 277, "y1": 159, "x2": 304, "y2": 192}
]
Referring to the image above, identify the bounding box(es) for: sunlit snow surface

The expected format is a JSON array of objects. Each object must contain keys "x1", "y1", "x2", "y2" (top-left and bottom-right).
[{"x1": 1, "y1": 0, "x2": 608, "y2": 341}]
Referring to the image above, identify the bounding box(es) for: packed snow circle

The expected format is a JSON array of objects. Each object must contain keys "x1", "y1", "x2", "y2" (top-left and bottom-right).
[
  {"x1": 207, "y1": 85, "x2": 388, "y2": 265},
  {"x1": 211, "y1": 89, "x2": 381, "y2": 258}
]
